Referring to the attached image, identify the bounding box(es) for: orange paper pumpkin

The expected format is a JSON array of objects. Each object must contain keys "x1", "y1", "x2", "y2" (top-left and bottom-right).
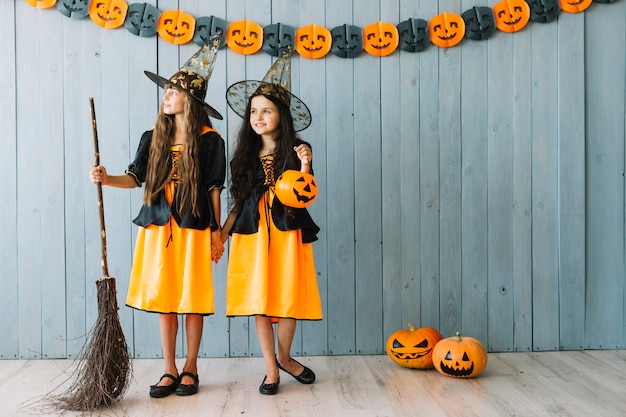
[
  {"x1": 158, "y1": 10, "x2": 195, "y2": 44},
  {"x1": 429, "y1": 12, "x2": 465, "y2": 48},
  {"x1": 363, "y1": 21, "x2": 399, "y2": 57},
  {"x1": 432, "y1": 332, "x2": 488, "y2": 378},
  {"x1": 26, "y1": 0, "x2": 57, "y2": 8},
  {"x1": 295, "y1": 24, "x2": 332, "y2": 59},
  {"x1": 275, "y1": 170, "x2": 318, "y2": 208},
  {"x1": 386, "y1": 324, "x2": 443, "y2": 369},
  {"x1": 559, "y1": 0, "x2": 592, "y2": 13},
  {"x1": 493, "y1": 0, "x2": 531, "y2": 33},
  {"x1": 227, "y1": 20, "x2": 264, "y2": 55},
  {"x1": 89, "y1": 0, "x2": 128, "y2": 29}
]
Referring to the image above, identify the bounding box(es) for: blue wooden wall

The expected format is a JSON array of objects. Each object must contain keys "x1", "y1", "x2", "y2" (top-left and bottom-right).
[{"x1": 0, "y1": 0, "x2": 624, "y2": 360}]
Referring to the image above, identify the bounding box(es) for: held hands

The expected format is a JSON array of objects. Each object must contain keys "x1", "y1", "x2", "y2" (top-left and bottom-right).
[
  {"x1": 211, "y1": 230, "x2": 224, "y2": 263},
  {"x1": 294, "y1": 144, "x2": 312, "y2": 171}
]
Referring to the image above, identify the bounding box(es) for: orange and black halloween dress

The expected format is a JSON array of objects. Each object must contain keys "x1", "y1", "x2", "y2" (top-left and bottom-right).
[
  {"x1": 124, "y1": 127, "x2": 226, "y2": 315},
  {"x1": 226, "y1": 153, "x2": 322, "y2": 320}
]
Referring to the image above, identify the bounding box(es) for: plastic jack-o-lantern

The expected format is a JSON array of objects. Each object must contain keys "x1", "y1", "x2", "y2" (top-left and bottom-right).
[
  {"x1": 330, "y1": 24, "x2": 363, "y2": 58},
  {"x1": 275, "y1": 170, "x2": 318, "y2": 209},
  {"x1": 227, "y1": 20, "x2": 264, "y2": 55},
  {"x1": 295, "y1": 24, "x2": 332, "y2": 59},
  {"x1": 89, "y1": 0, "x2": 129, "y2": 29},
  {"x1": 386, "y1": 323, "x2": 443, "y2": 369},
  {"x1": 527, "y1": 0, "x2": 561, "y2": 22},
  {"x1": 429, "y1": 12, "x2": 465, "y2": 48},
  {"x1": 363, "y1": 21, "x2": 399, "y2": 57},
  {"x1": 397, "y1": 18, "x2": 430, "y2": 53},
  {"x1": 125, "y1": 2, "x2": 160, "y2": 37},
  {"x1": 158, "y1": 10, "x2": 195, "y2": 44},
  {"x1": 559, "y1": 0, "x2": 592, "y2": 13},
  {"x1": 432, "y1": 332, "x2": 488, "y2": 378},
  {"x1": 462, "y1": 6, "x2": 496, "y2": 41},
  {"x1": 194, "y1": 16, "x2": 227, "y2": 48},
  {"x1": 26, "y1": 0, "x2": 56, "y2": 8},
  {"x1": 493, "y1": 0, "x2": 531, "y2": 33},
  {"x1": 262, "y1": 23, "x2": 296, "y2": 57},
  {"x1": 57, "y1": 0, "x2": 90, "y2": 18}
]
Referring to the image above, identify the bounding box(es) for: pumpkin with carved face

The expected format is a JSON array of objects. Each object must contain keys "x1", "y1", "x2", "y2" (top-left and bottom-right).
[
  {"x1": 26, "y1": 0, "x2": 56, "y2": 8},
  {"x1": 262, "y1": 23, "x2": 295, "y2": 57},
  {"x1": 527, "y1": 0, "x2": 561, "y2": 22},
  {"x1": 295, "y1": 24, "x2": 331, "y2": 59},
  {"x1": 493, "y1": 0, "x2": 531, "y2": 33},
  {"x1": 429, "y1": 12, "x2": 465, "y2": 48},
  {"x1": 397, "y1": 18, "x2": 430, "y2": 53},
  {"x1": 559, "y1": 0, "x2": 592, "y2": 12},
  {"x1": 363, "y1": 21, "x2": 399, "y2": 57},
  {"x1": 194, "y1": 16, "x2": 227, "y2": 48},
  {"x1": 57, "y1": 0, "x2": 90, "y2": 18},
  {"x1": 227, "y1": 20, "x2": 263, "y2": 55},
  {"x1": 125, "y1": 2, "x2": 160, "y2": 37},
  {"x1": 330, "y1": 24, "x2": 363, "y2": 58},
  {"x1": 462, "y1": 6, "x2": 496, "y2": 41},
  {"x1": 275, "y1": 170, "x2": 318, "y2": 208},
  {"x1": 158, "y1": 10, "x2": 195, "y2": 44},
  {"x1": 386, "y1": 324, "x2": 443, "y2": 369},
  {"x1": 89, "y1": 0, "x2": 128, "y2": 29},
  {"x1": 432, "y1": 332, "x2": 488, "y2": 378}
]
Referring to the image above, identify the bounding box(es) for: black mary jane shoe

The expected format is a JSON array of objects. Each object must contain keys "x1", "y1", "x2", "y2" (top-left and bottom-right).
[
  {"x1": 175, "y1": 371, "x2": 199, "y2": 396},
  {"x1": 149, "y1": 373, "x2": 179, "y2": 398},
  {"x1": 259, "y1": 375, "x2": 280, "y2": 395},
  {"x1": 276, "y1": 356, "x2": 316, "y2": 384}
]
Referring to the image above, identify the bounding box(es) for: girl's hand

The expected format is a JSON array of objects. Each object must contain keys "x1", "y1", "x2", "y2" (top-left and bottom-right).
[
  {"x1": 90, "y1": 165, "x2": 108, "y2": 184},
  {"x1": 294, "y1": 144, "x2": 312, "y2": 170},
  {"x1": 211, "y1": 230, "x2": 224, "y2": 263}
]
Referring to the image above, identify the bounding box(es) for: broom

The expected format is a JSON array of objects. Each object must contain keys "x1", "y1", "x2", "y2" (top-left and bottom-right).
[{"x1": 52, "y1": 97, "x2": 132, "y2": 411}]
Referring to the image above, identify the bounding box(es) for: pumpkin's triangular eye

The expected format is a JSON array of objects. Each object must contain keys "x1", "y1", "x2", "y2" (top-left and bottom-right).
[
  {"x1": 295, "y1": 176, "x2": 306, "y2": 182},
  {"x1": 462, "y1": 352, "x2": 470, "y2": 361},
  {"x1": 445, "y1": 351, "x2": 452, "y2": 360},
  {"x1": 392, "y1": 339, "x2": 405, "y2": 349},
  {"x1": 303, "y1": 184, "x2": 311, "y2": 192},
  {"x1": 414, "y1": 339, "x2": 428, "y2": 348}
]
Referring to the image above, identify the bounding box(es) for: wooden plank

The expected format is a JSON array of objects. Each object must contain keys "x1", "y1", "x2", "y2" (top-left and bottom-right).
[
  {"x1": 0, "y1": 0, "x2": 18, "y2": 359},
  {"x1": 556, "y1": 12, "x2": 586, "y2": 350},
  {"x1": 354, "y1": 0, "x2": 384, "y2": 354}
]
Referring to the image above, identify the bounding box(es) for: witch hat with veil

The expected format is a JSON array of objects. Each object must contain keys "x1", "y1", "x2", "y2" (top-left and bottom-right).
[
  {"x1": 226, "y1": 47, "x2": 311, "y2": 131},
  {"x1": 144, "y1": 32, "x2": 224, "y2": 120}
]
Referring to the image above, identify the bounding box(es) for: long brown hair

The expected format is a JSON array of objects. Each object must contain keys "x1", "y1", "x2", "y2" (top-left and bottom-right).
[
  {"x1": 229, "y1": 93, "x2": 299, "y2": 211},
  {"x1": 143, "y1": 89, "x2": 212, "y2": 217}
]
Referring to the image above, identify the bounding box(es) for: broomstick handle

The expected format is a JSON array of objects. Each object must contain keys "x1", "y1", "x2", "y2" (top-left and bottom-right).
[{"x1": 89, "y1": 97, "x2": 109, "y2": 277}]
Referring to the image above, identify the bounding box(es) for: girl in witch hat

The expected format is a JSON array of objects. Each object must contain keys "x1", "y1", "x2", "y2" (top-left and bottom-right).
[
  {"x1": 89, "y1": 35, "x2": 226, "y2": 398},
  {"x1": 222, "y1": 48, "x2": 322, "y2": 395}
]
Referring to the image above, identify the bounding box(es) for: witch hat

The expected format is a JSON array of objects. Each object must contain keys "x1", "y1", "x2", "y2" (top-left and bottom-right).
[
  {"x1": 145, "y1": 32, "x2": 223, "y2": 120},
  {"x1": 226, "y1": 47, "x2": 311, "y2": 131}
]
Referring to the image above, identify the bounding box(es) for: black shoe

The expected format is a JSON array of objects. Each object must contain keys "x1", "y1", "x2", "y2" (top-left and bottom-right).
[
  {"x1": 276, "y1": 356, "x2": 316, "y2": 384},
  {"x1": 149, "y1": 373, "x2": 178, "y2": 398},
  {"x1": 175, "y1": 372, "x2": 199, "y2": 396},
  {"x1": 259, "y1": 375, "x2": 280, "y2": 395}
]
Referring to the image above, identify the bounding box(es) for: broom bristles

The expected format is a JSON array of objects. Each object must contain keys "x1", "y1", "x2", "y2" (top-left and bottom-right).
[{"x1": 50, "y1": 276, "x2": 132, "y2": 411}]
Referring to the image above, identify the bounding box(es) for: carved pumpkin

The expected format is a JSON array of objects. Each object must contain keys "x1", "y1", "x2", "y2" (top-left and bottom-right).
[
  {"x1": 194, "y1": 16, "x2": 227, "y2": 48},
  {"x1": 493, "y1": 0, "x2": 531, "y2": 33},
  {"x1": 275, "y1": 170, "x2": 318, "y2": 208},
  {"x1": 26, "y1": 0, "x2": 57, "y2": 8},
  {"x1": 527, "y1": 0, "x2": 561, "y2": 22},
  {"x1": 397, "y1": 18, "x2": 430, "y2": 53},
  {"x1": 462, "y1": 6, "x2": 496, "y2": 41},
  {"x1": 429, "y1": 12, "x2": 465, "y2": 48},
  {"x1": 56, "y1": 0, "x2": 90, "y2": 18},
  {"x1": 330, "y1": 24, "x2": 363, "y2": 58},
  {"x1": 125, "y1": 2, "x2": 160, "y2": 37},
  {"x1": 227, "y1": 20, "x2": 263, "y2": 55},
  {"x1": 363, "y1": 21, "x2": 399, "y2": 57},
  {"x1": 559, "y1": 0, "x2": 592, "y2": 13},
  {"x1": 432, "y1": 332, "x2": 488, "y2": 378},
  {"x1": 89, "y1": 0, "x2": 128, "y2": 29},
  {"x1": 295, "y1": 24, "x2": 331, "y2": 59},
  {"x1": 158, "y1": 9, "x2": 195, "y2": 44},
  {"x1": 263, "y1": 23, "x2": 295, "y2": 57},
  {"x1": 386, "y1": 323, "x2": 443, "y2": 369}
]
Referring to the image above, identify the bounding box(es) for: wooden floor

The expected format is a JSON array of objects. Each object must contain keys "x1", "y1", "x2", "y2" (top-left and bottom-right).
[{"x1": 3, "y1": 350, "x2": 626, "y2": 417}]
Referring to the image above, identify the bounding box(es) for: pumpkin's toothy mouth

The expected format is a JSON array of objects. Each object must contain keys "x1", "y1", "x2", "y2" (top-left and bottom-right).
[{"x1": 438, "y1": 361, "x2": 475, "y2": 377}]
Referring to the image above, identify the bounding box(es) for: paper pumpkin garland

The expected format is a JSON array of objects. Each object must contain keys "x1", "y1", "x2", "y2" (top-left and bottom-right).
[
  {"x1": 262, "y1": 23, "x2": 296, "y2": 57},
  {"x1": 397, "y1": 18, "x2": 430, "y2": 53},
  {"x1": 527, "y1": 0, "x2": 561, "y2": 22},
  {"x1": 227, "y1": 20, "x2": 264, "y2": 55},
  {"x1": 363, "y1": 21, "x2": 399, "y2": 57},
  {"x1": 56, "y1": 0, "x2": 90, "y2": 19},
  {"x1": 26, "y1": 0, "x2": 56, "y2": 8},
  {"x1": 194, "y1": 16, "x2": 227, "y2": 49},
  {"x1": 158, "y1": 9, "x2": 195, "y2": 44},
  {"x1": 559, "y1": 0, "x2": 592, "y2": 13},
  {"x1": 296, "y1": 24, "x2": 332, "y2": 59},
  {"x1": 493, "y1": 0, "x2": 531, "y2": 33},
  {"x1": 462, "y1": 6, "x2": 496, "y2": 41},
  {"x1": 429, "y1": 12, "x2": 466, "y2": 48},
  {"x1": 89, "y1": 0, "x2": 128, "y2": 29},
  {"x1": 124, "y1": 2, "x2": 159, "y2": 37},
  {"x1": 330, "y1": 24, "x2": 364, "y2": 58}
]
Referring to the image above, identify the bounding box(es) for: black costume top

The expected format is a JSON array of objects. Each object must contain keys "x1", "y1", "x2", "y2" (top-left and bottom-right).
[
  {"x1": 230, "y1": 141, "x2": 320, "y2": 243},
  {"x1": 125, "y1": 128, "x2": 226, "y2": 231}
]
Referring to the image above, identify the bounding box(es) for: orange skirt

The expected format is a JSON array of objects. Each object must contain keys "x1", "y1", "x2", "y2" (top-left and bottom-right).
[
  {"x1": 226, "y1": 190, "x2": 322, "y2": 320},
  {"x1": 126, "y1": 182, "x2": 214, "y2": 314}
]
